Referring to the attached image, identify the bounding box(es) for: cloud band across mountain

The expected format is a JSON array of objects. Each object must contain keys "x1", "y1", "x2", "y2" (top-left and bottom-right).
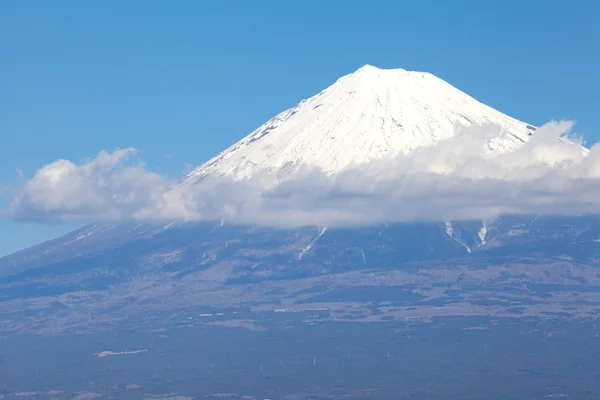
[{"x1": 3, "y1": 121, "x2": 600, "y2": 226}]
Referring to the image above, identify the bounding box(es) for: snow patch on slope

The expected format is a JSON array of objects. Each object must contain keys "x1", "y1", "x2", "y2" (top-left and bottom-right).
[
  {"x1": 478, "y1": 222, "x2": 488, "y2": 246},
  {"x1": 444, "y1": 221, "x2": 472, "y2": 253},
  {"x1": 298, "y1": 227, "x2": 327, "y2": 260}
]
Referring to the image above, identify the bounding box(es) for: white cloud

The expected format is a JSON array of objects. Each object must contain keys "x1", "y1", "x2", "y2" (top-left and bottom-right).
[
  {"x1": 3, "y1": 121, "x2": 600, "y2": 227},
  {"x1": 3, "y1": 148, "x2": 170, "y2": 223}
]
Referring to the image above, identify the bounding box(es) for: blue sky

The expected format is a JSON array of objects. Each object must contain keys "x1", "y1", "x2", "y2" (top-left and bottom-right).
[{"x1": 2, "y1": 0, "x2": 599, "y2": 256}]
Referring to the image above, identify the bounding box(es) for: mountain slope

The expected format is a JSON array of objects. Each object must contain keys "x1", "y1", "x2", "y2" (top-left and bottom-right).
[
  {"x1": 2, "y1": 65, "x2": 600, "y2": 341},
  {"x1": 183, "y1": 65, "x2": 536, "y2": 182},
  {"x1": 2, "y1": 215, "x2": 600, "y2": 337}
]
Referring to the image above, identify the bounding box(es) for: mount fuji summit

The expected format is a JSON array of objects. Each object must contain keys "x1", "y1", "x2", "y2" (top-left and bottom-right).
[
  {"x1": 1, "y1": 65, "x2": 598, "y2": 346},
  {"x1": 184, "y1": 65, "x2": 536, "y2": 182}
]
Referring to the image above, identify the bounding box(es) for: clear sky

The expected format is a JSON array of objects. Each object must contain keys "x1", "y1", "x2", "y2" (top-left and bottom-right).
[{"x1": 2, "y1": 0, "x2": 599, "y2": 257}]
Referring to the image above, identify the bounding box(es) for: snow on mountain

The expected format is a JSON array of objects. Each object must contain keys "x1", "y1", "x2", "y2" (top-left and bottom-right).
[{"x1": 188, "y1": 64, "x2": 537, "y2": 181}]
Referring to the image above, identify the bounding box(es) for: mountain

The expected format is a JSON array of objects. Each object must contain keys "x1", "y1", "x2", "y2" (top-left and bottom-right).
[
  {"x1": 1, "y1": 65, "x2": 596, "y2": 334},
  {"x1": 183, "y1": 65, "x2": 537, "y2": 182},
  {"x1": 2, "y1": 65, "x2": 600, "y2": 398}
]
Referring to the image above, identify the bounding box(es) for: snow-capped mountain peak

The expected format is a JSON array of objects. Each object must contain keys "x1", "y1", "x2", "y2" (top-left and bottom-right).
[{"x1": 184, "y1": 65, "x2": 535, "y2": 181}]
